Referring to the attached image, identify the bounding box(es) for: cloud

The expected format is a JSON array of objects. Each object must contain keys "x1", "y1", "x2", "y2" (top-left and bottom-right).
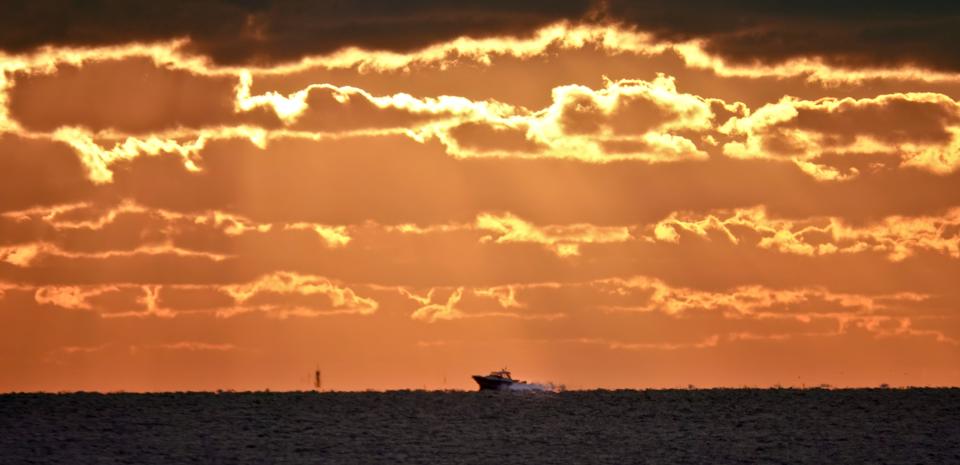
[
  {"x1": 0, "y1": 201, "x2": 358, "y2": 255},
  {"x1": 50, "y1": 126, "x2": 226, "y2": 184},
  {"x1": 235, "y1": 71, "x2": 480, "y2": 130},
  {"x1": 29, "y1": 284, "x2": 172, "y2": 317},
  {"x1": 1, "y1": 2, "x2": 959, "y2": 81},
  {"x1": 7, "y1": 58, "x2": 280, "y2": 134},
  {"x1": 146, "y1": 341, "x2": 238, "y2": 352},
  {"x1": 45, "y1": 341, "x2": 238, "y2": 365},
  {"x1": 10, "y1": 271, "x2": 378, "y2": 319},
  {"x1": 409, "y1": 287, "x2": 466, "y2": 322},
  {"x1": 605, "y1": 1, "x2": 960, "y2": 74},
  {"x1": 58, "y1": 344, "x2": 110, "y2": 354},
  {"x1": 454, "y1": 276, "x2": 956, "y2": 345},
  {"x1": 721, "y1": 93, "x2": 960, "y2": 179},
  {"x1": 581, "y1": 334, "x2": 721, "y2": 351},
  {"x1": 0, "y1": 135, "x2": 95, "y2": 212},
  {"x1": 26, "y1": 68, "x2": 960, "y2": 187},
  {"x1": 476, "y1": 212, "x2": 631, "y2": 256},
  {"x1": 219, "y1": 271, "x2": 378, "y2": 318},
  {"x1": 9, "y1": 55, "x2": 960, "y2": 188},
  {"x1": 0, "y1": 71, "x2": 16, "y2": 132},
  {"x1": 239, "y1": 73, "x2": 718, "y2": 164},
  {"x1": 40, "y1": 74, "x2": 723, "y2": 182},
  {"x1": 565, "y1": 323, "x2": 958, "y2": 352},
  {"x1": 393, "y1": 276, "x2": 950, "y2": 349},
  {"x1": 0, "y1": 242, "x2": 40, "y2": 266},
  {"x1": 446, "y1": 122, "x2": 543, "y2": 153},
  {"x1": 34, "y1": 285, "x2": 120, "y2": 310},
  {"x1": 0, "y1": 241, "x2": 228, "y2": 267},
  {"x1": 9, "y1": 131, "x2": 957, "y2": 237},
  {"x1": 406, "y1": 286, "x2": 563, "y2": 322},
  {"x1": 284, "y1": 223, "x2": 351, "y2": 248},
  {"x1": 0, "y1": 1, "x2": 595, "y2": 66},
  {"x1": 439, "y1": 75, "x2": 718, "y2": 163},
  {"x1": 2, "y1": 200, "x2": 262, "y2": 233},
  {"x1": 649, "y1": 206, "x2": 960, "y2": 261},
  {"x1": 591, "y1": 276, "x2": 928, "y2": 319}
]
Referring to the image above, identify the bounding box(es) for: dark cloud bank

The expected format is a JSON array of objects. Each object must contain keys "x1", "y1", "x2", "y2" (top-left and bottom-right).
[
  {"x1": 2, "y1": 1, "x2": 959, "y2": 71},
  {"x1": 0, "y1": 0, "x2": 594, "y2": 64}
]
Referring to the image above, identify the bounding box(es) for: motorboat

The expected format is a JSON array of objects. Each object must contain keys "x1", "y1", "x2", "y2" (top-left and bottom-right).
[{"x1": 472, "y1": 368, "x2": 526, "y2": 391}]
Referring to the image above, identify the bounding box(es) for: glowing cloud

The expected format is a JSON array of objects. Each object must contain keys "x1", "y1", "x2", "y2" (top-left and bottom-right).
[
  {"x1": 721, "y1": 93, "x2": 960, "y2": 179},
  {"x1": 410, "y1": 287, "x2": 467, "y2": 322},
  {"x1": 649, "y1": 207, "x2": 960, "y2": 261},
  {"x1": 284, "y1": 223, "x2": 351, "y2": 248},
  {"x1": 476, "y1": 212, "x2": 631, "y2": 256},
  {"x1": 221, "y1": 271, "x2": 378, "y2": 317},
  {"x1": 406, "y1": 286, "x2": 562, "y2": 322},
  {"x1": 34, "y1": 285, "x2": 120, "y2": 310},
  {"x1": 50, "y1": 126, "x2": 260, "y2": 184},
  {"x1": 0, "y1": 241, "x2": 228, "y2": 267},
  {"x1": 237, "y1": 72, "x2": 718, "y2": 164},
  {"x1": 12, "y1": 60, "x2": 960, "y2": 185},
  {"x1": 593, "y1": 276, "x2": 926, "y2": 318}
]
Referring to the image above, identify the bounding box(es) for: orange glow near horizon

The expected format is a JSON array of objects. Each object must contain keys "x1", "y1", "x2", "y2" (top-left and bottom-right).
[{"x1": 1, "y1": 20, "x2": 959, "y2": 392}]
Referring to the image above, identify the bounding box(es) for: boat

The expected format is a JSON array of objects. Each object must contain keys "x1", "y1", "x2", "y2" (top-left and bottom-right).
[{"x1": 472, "y1": 368, "x2": 526, "y2": 391}]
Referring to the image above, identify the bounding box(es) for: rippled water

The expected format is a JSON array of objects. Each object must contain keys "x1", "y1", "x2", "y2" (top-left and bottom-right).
[{"x1": 2, "y1": 389, "x2": 958, "y2": 464}]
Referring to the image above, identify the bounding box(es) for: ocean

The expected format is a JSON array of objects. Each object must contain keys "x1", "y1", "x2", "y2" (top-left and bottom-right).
[{"x1": 1, "y1": 389, "x2": 957, "y2": 464}]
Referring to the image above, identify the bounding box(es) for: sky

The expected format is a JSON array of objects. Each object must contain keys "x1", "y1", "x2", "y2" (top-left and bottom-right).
[{"x1": 0, "y1": 1, "x2": 958, "y2": 391}]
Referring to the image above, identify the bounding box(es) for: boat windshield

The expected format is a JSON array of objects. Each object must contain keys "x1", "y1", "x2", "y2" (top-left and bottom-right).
[{"x1": 490, "y1": 370, "x2": 512, "y2": 379}]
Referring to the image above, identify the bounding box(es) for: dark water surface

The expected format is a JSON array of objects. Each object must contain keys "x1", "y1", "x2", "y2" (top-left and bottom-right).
[{"x1": 1, "y1": 389, "x2": 958, "y2": 464}]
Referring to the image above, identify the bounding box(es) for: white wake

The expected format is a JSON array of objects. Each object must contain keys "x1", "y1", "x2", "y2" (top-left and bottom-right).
[{"x1": 505, "y1": 382, "x2": 562, "y2": 393}]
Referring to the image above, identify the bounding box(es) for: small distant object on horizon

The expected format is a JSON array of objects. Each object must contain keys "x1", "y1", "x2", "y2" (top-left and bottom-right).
[{"x1": 471, "y1": 368, "x2": 558, "y2": 392}]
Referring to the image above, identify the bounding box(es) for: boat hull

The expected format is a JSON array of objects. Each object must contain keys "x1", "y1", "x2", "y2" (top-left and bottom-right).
[{"x1": 472, "y1": 375, "x2": 515, "y2": 391}]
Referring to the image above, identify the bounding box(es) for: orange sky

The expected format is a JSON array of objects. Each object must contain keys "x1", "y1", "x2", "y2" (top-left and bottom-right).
[{"x1": 1, "y1": 6, "x2": 959, "y2": 391}]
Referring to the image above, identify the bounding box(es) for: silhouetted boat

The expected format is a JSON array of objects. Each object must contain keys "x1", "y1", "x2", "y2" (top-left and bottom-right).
[{"x1": 472, "y1": 369, "x2": 526, "y2": 391}]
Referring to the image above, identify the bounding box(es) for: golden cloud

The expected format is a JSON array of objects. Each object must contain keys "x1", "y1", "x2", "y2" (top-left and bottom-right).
[
  {"x1": 147, "y1": 341, "x2": 238, "y2": 351},
  {"x1": 236, "y1": 72, "x2": 721, "y2": 163},
  {"x1": 404, "y1": 286, "x2": 563, "y2": 322},
  {"x1": 34, "y1": 285, "x2": 121, "y2": 310},
  {"x1": 1, "y1": 202, "x2": 362, "y2": 250},
  {"x1": 649, "y1": 206, "x2": 960, "y2": 261},
  {"x1": 283, "y1": 223, "x2": 351, "y2": 248},
  {"x1": 0, "y1": 71, "x2": 16, "y2": 133},
  {"x1": 8, "y1": 271, "x2": 378, "y2": 319},
  {"x1": 0, "y1": 241, "x2": 229, "y2": 267},
  {"x1": 220, "y1": 271, "x2": 378, "y2": 318},
  {"x1": 592, "y1": 276, "x2": 927, "y2": 318},
  {"x1": 497, "y1": 276, "x2": 953, "y2": 346},
  {"x1": 6, "y1": 200, "x2": 958, "y2": 271},
  {"x1": 29, "y1": 284, "x2": 173, "y2": 318},
  {"x1": 576, "y1": 334, "x2": 722, "y2": 351},
  {"x1": 721, "y1": 93, "x2": 960, "y2": 180},
  {"x1": 476, "y1": 212, "x2": 632, "y2": 256},
  {"x1": 7, "y1": 51, "x2": 960, "y2": 186}
]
